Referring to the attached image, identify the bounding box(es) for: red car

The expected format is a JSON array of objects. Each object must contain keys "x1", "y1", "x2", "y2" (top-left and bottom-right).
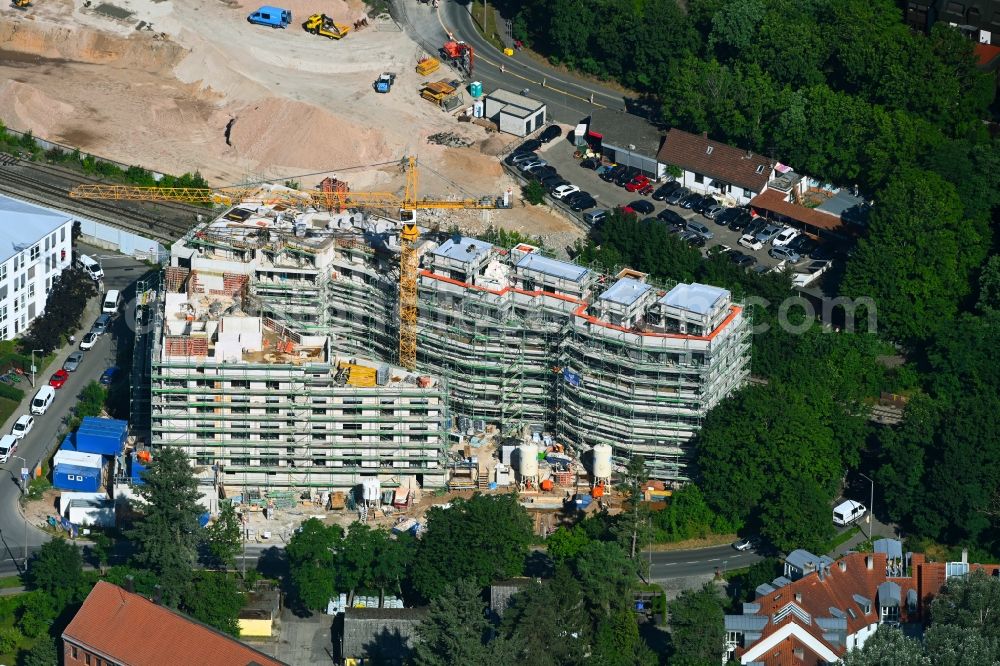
[
  {"x1": 639, "y1": 184, "x2": 655, "y2": 196},
  {"x1": 624, "y1": 174, "x2": 650, "y2": 192},
  {"x1": 49, "y1": 369, "x2": 69, "y2": 389}
]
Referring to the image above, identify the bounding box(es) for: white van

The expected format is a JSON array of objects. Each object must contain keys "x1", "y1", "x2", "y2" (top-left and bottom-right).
[
  {"x1": 102, "y1": 289, "x2": 121, "y2": 315},
  {"x1": 30, "y1": 386, "x2": 55, "y2": 415},
  {"x1": 77, "y1": 254, "x2": 104, "y2": 281},
  {"x1": 833, "y1": 500, "x2": 867, "y2": 526}
]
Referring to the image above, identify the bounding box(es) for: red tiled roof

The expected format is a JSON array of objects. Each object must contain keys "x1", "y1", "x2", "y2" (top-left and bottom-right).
[
  {"x1": 749, "y1": 188, "x2": 844, "y2": 232},
  {"x1": 973, "y1": 43, "x2": 1000, "y2": 69},
  {"x1": 656, "y1": 129, "x2": 773, "y2": 192},
  {"x1": 63, "y1": 581, "x2": 288, "y2": 666}
]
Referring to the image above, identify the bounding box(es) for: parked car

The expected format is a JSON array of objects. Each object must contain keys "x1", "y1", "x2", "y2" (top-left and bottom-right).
[
  {"x1": 541, "y1": 175, "x2": 567, "y2": 190},
  {"x1": 730, "y1": 251, "x2": 757, "y2": 268},
  {"x1": 91, "y1": 314, "x2": 112, "y2": 336},
  {"x1": 769, "y1": 246, "x2": 801, "y2": 263},
  {"x1": 733, "y1": 536, "x2": 760, "y2": 551},
  {"x1": 514, "y1": 139, "x2": 541, "y2": 154},
  {"x1": 729, "y1": 212, "x2": 751, "y2": 232},
  {"x1": 11, "y1": 415, "x2": 33, "y2": 440},
  {"x1": 570, "y1": 196, "x2": 597, "y2": 211},
  {"x1": 714, "y1": 207, "x2": 740, "y2": 226},
  {"x1": 539, "y1": 125, "x2": 562, "y2": 143},
  {"x1": 624, "y1": 174, "x2": 651, "y2": 193},
  {"x1": 692, "y1": 196, "x2": 718, "y2": 214},
  {"x1": 79, "y1": 332, "x2": 98, "y2": 351},
  {"x1": 63, "y1": 352, "x2": 85, "y2": 372},
  {"x1": 600, "y1": 165, "x2": 625, "y2": 182},
  {"x1": 0, "y1": 435, "x2": 16, "y2": 464},
  {"x1": 739, "y1": 234, "x2": 764, "y2": 251},
  {"x1": 100, "y1": 367, "x2": 120, "y2": 386},
  {"x1": 788, "y1": 235, "x2": 818, "y2": 255},
  {"x1": 553, "y1": 184, "x2": 581, "y2": 200},
  {"x1": 704, "y1": 203, "x2": 726, "y2": 219},
  {"x1": 652, "y1": 181, "x2": 680, "y2": 201},
  {"x1": 580, "y1": 157, "x2": 601, "y2": 170},
  {"x1": 771, "y1": 227, "x2": 800, "y2": 248},
  {"x1": 745, "y1": 217, "x2": 767, "y2": 237},
  {"x1": 49, "y1": 369, "x2": 69, "y2": 389},
  {"x1": 584, "y1": 209, "x2": 608, "y2": 225},
  {"x1": 685, "y1": 220, "x2": 714, "y2": 240},
  {"x1": 754, "y1": 224, "x2": 783, "y2": 244},
  {"x1": 810, "y1": 244, "x2": 838, "y2": 261},
  {"x1": 684, "y1": 233, "x2": 706, "y2": 248},
  {"x1": 563, "y1": 191, "x2": 589, "y2": 206},
  {"x1": 665, "y1": 187, "x2": 690, "y2": 205},
  {"x1": 518, "y1": 159, "x2": 547, "y2": 172},
  {"x1": 506, "y1": 151, "x2": 538, "y2": 166},
  {"x1": 679, "y1": 192, "x2": 702, "y2": 209},
  {"x1": 628, "y1": 200, "x2": 655, "y2": 215},
  {"x1": 525, "y1": 164, "x2": 555, "y2": 178},
  {"x1": 657, "y1": 209, "x2": 687, "y2": 229},
  {"x1": 615, "y1": 167, "x2": 640, "y2": 187}
]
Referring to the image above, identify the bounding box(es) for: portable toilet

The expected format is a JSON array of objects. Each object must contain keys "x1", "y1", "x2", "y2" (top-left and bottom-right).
[
  {"x1": 473, "y1": 100, "x2": 484, "y2": 118},
  {"x1": 469, "y1": 80, "x2": 483, "y2": 98}
]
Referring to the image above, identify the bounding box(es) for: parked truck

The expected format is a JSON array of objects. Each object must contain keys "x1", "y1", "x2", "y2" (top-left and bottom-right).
[
  {"x1": 373, "y1": 72, "x2": 396, "y2": 93},
  {"x1": 302, "y1": 13, "x2": 350, "y2": 39}
]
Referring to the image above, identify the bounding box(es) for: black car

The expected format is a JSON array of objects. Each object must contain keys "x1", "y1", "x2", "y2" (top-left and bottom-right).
[
  {"x1": 601, "y1": 165, "x2": 626, "y2": 183},
  {"x1": 686, "y1": 234, "x2": 706, "y2": 248},
  {"x1": 628, "y1": 200, "x2": 655, "y2": 215},
  {"x1": 539, "y1": 125, "x2": 562, "y2": 143},
  {"x1": 679, "y1": 192, "x2": 702, "y2": 209},
  {"x1": 810, "y1": 244, "x2": 838, "y2": 261},
  {"x1": 714, "y1": 207, "x2": 741, "y2": 226},
  {"x1": 651, "y1": 181, "x2": 681, "y2": 201},
  {"x1": 657, "y1": 209, "x2": 687, "y2": 229},
  {"x1": 504, "y1": 150, "x2": 536, "y2": 166},
  {"x1": 615, "y1": 167, "x2": 640, "y2": 187},
  {"x1": 526, "y1": 166, "x2": 557, "y2": 180},
  {"x1": 745, "y1": 217, "x2": 767, "y2": 236},
  {"x1": 692, "y1": 195, "x2": 718, "y2": 214},
  {"x1": 580, "y1": 157, "x2": 600, "y2": 170},
  {"x1": 730, "y1": 251, "x2": 757, "y2": 268},
  {"x1": 788, "y1": 236, "x2": 818, "y2": 255},
  {"x1": 665, "y1": 187, "x2": 690, "y2": 205},
  {"x1": 541, "y1": 176, "x2": 567, "y2": 190},
  {"x1": 514, "y1": 139, "x2": 541, "y2": 154},
  {"x1": 563, "y1": 190, "x2": 590, "y2": 205},
  {"x1": 729, "y1": 212, "x2": 751, "y2": 232},
  {"x1": 570, "y1": 195, "x2": 597, "y2": 211}
]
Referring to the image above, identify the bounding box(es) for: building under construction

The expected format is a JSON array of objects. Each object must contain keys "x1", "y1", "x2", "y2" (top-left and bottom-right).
[{"x1": 155, "y1": 196, "x2": 750, "y2": 488}]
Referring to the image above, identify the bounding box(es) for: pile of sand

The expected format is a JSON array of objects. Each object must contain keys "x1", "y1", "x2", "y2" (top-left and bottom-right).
[{"x1": 0, "y1": 81, "x2": 75, "y2": 137}]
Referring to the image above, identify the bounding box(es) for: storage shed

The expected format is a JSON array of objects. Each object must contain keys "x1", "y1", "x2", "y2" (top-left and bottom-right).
[
  {"x1": 483, "y1": 89, "x2": 546, "y2": 137},
  {"x1": 341, "y1": 608, "x2": 427, "y2": 666},
  {"x1": 66, "y1": 417, "x2": 128, "y2": 457},
  {"x1": 54, "y1": 463, "x2": 103, "y2": 492}
]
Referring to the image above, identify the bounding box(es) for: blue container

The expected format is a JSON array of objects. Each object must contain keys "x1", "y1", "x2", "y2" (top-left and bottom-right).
[
  {"x1": 53, "y1": 464, "x2": 102, "y2": 492},
  {"x1": 469, "y1": 81, "x2": 483, "y2": 97},
  {"x1": 65, "y1": 417, "x2": 128, "y2": 456},
  {"x1": 574, "y1": 494, "x2": 593, "y2": 510},
  {"x1": 488, "y1": 482, "x2": 498, "y2": 490}
]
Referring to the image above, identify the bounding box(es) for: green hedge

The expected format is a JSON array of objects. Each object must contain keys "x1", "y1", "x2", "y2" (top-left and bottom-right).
[{"x1": 0, "y1": 384, "x2": 24, "y2": 402}]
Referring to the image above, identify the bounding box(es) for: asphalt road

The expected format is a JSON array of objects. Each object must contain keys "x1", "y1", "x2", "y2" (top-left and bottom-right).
[
  {"x1": 0, "y1": 244, "x2": 148, "y2": 573},
  {"x1": 647, "y1": 544, "x2": 763, "y2": 581},
  {"x1": 396, "y1": 0, "x2": 628, "y2": 124}
]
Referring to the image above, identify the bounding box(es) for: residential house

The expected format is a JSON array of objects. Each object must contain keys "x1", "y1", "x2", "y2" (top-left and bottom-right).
[
  {"x1": 341, "y1": 608, "x2": 427, "y2": 666},
  {"x1": 62, "y1": 581, "x2": 288, "y2": 666},
  {"x1": 749, "y1": 168, "x2": 870, "y2": 241},
  {"x1": 585, "y1": 109, "x2": 667, "y2": 180},
  {"x1": 0, "y1": 195, "x2": 75, "y2": 340},
  {"x1": 724, "y1": 541, "x2": 1000, "y2": 665},
  {"x1": 655, "y1": 129, "x2": 774, "y2": 205}
]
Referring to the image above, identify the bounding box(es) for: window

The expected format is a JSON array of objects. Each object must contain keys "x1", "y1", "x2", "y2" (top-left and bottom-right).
[
  {"x1": 344, "y1": 423, "x2": 362, "y2": 431},
  {"x1": 0, "y1": 328, "x2": 7, "y2": 341},
  {"x1": 744, "y1": 188, "x2": 753, "y2": 198},
  {"x1": 45, "y1": 257, "x2": 50, "y2": 273},
  {"x1": 265, "y1": 381, "x2": 280, "y2": 390},
  {"x1": 196, "y1": 452, "x2": 214, "y2": 465},
  {"x1": 44, "y1": 236, "x2": 49, "y2": 251},
  {"x1": 693, "y1": 173, "x2": 704, "y2": 184},
  {"x1": 230, "y1": 456, "x2": 249, "y2": 466},
  {"x1": 755, "y1": 164, "x2": 765, "y2": 174},
  {"x1": 28, "y1": 284, "x2": 34, "y2": 298},
  {"x1": 85, "y1": 651, "x2": 92, "y2": 664},
  {"x1": 0, "y1": 264, "x2": 5, "y2": 280},
  {"x1": 61, "y1": 227, "x2": 66, "y2": 242},
  {"x1": 705, "y1": 146, "x2": 713, "y2": 155},
  {"x1": 230, "y1": 380, "x2": 249, "y2": 389},
  {"x1": 0, "y1": 306, "x2": 6, "y2": 322},
  {"x1": 29, "y1": 246, "x2": 39, "y2": 261}
]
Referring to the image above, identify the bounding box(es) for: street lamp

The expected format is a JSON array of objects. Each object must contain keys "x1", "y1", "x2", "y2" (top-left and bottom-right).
[
  {"x1": 859, "y1": 472, "x2": 874, "y2": 541},
  {"x1": 12, "y1": 455, "x2": 27, "y2": 567},
  {"x1": 29, "y1": 349, "x2": 42, "y2": 388}
]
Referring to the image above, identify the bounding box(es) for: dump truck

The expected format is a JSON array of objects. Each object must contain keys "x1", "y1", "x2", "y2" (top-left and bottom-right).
[
  {"x1": 303, "y1": 13, "x2": 351, "y2": 39},
  {"x1": 373, "y1": 72, "x2": 396, "y2": 93},
  {"x1": 439, "y1": 40, "x2": 474, "y2": 76},
  {"x1": 420, "y1": 80, "x2": 464, "y2": 111},
  {"x1": 416, "y1": 57, "x2": 440, "y2": 76}
]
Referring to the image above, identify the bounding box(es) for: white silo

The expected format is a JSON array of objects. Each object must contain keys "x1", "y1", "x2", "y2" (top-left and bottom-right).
[
  {"x1": 361, "y1": 478, "x2": 381, "y2": 505},
  {"x1": 593, "y1": 444, "x2": 613, "y2": 485},
  {"x1": 518, "y1": 443, "x2": 539, "y2": 486}
]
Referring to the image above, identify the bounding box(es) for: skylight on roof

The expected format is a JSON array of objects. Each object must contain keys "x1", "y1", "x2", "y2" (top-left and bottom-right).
[
  {"x1": 755, "y1": 164, "x2": 765, "y2": 174},
  {"x1": 706, "y1": 146, "x2": 714, "y2": 155}
]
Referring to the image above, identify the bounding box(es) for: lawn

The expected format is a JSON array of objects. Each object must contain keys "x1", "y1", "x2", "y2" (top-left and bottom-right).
[
  {"x1": 0, "y1": 397, "x2": 18, "y2": 428},
  {"x1": 470, "y1": 0, "x2": 505, "y2": 51}
]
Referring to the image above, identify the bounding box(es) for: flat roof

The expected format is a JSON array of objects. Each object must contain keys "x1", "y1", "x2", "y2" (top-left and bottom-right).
[
  {"x1": 0, "y1": 195, "x2": 71, "y2": 264},
  {"x1": 659, "y1": 283, "x2": 728, "y2": 315},
  {"x1": 599, "y1": 277, "x2": 651, "y2": 306},
  {"x1": 816, "y1": 189, "x2": 866, "y2": 217},
  {"x1": 588, "y1": 109, "x2": 665, "y2": 158},
  {"x1": 433, "y1": 237, "x2": 493, "y2": 264},
  {"x1": 516, "y1": 253, "x2": 590, "y2": 283},
  {"x1": 487, "y1": 88, "x2": 545, "y2": 113}
]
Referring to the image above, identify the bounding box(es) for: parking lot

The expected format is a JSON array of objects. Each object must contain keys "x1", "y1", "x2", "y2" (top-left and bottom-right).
[{"x1": 524, "y1": 137, "x2": 828, "y2": 270}]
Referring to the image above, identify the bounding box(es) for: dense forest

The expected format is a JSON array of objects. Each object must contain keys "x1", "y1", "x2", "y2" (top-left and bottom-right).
[{"x1": 531, "y1": 0, "x2": 1000, "y2": 558}]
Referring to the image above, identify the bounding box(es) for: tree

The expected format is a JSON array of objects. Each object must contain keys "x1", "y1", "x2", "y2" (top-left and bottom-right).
[
  {"x1": 501, "y1": 571, "x2": 589, "y2": 666},
  {"x1": 20, "y1": 268, "x2": 97, "y2": 354},
  {"x1": 20, "y1": 635, "x2": 59, "y2": 666},
  {"x1": 978, "y1": 256, "x2": 1000, "y2": 314},
  {"x1": 25, "y1": 537, "x2": 84, "y2": 607},
  {"x1": 204, "y1": 502, "x2": 242, "y2": 570},
  {"x1": 127, "y1": 447, "x2": 206, "y2": 606},
  {"x1": 668, "y1": 584, "x2": 725, "y2": 666},
  {"x1": 17, "y1": 591, "x2": 56, "y2": 639},
  {"x1": 726, "y1": 558, "x2": 782, "y2": 606},
  {"x1": 411, "y1": 494, "x2": 532, "y2": 601},
  {"x1": 546, "y1": 525, "x2": 590, "y2": 563},
  {"x1": 412, "y1": 579, "x2": 509, "y2": 666},
  {"x1": 930, "y1": 569, "x2": 1000, "y2": 637},
  {"x1": 841, "y1": 626, "x2": 930, "y2": 666},
  {"x1": 924, "y1": 623, "x2": 1000, "y2": 666},
  {"x1": 590, "y1": 606, "x2": 657, "y2": 666},
  {"x1": 285, "y1": 518, "x2": 342, "y2": 611},
  {"x1": 371, "y1": 531, "x2": 414, "y2": 602},
  {"x1": 522, "y1": 180, "x2": 545, "y2": 205},
  {"x1": 840, "y1": 168, "x2": 986, "y2": 343},
  {"x1": 181, "y1": 572, "x2": 245, "y2": 636},
  {"x1": 337, "y1": 523, "x2": 380, "y2": 606},
  {"x1": 572, "y1": 541, "x2": 638, "y2": 618}
]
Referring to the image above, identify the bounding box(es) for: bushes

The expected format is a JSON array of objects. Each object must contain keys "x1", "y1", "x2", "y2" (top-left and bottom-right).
[{"x1": 0, "y1": 384, "x2": 24, "y2": 403}]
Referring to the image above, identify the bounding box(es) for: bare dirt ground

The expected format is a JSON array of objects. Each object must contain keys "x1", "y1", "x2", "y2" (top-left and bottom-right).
[{"x1": 0, "y1": 0, "x2": 580, "y2": 241}]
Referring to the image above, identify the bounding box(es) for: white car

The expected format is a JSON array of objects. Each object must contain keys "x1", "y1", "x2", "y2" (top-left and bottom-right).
[
  {"x1": 0, "y1": 435, "x2": 17, "y2": 463},
  {"x1": 80, "y1": 332, "x2": 98, "y2": 351},
  {"x1": 738, "y1": 234, "x2": 764, "y2": 251},
  {"x1": 771, "y1": 227, "x2": 800, "y2": 248},
  {"x1": 552, "y1": 184, "x2": 580, "y2": 200},
  {"x1": 11, "y1": 415, "x2": 33, "y2": 440}
]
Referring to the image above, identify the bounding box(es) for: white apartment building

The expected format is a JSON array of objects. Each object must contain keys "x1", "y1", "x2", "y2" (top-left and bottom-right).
[{"x1": 0, "y1": 195, "x2": 75, "y2": 340}]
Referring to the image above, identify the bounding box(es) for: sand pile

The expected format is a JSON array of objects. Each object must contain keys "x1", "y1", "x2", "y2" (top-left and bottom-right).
[
  {"x1": 226, "y1": 97, "x2": 392, "y2": 173},
  {"x1": 0, "y1": 81, "x2": 75, "y2": 137}
]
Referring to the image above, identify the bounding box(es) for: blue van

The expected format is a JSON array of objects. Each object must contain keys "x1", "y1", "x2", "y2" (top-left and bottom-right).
[{"x1": 247, "y1": 6, "x2": 291, "y2": 28}]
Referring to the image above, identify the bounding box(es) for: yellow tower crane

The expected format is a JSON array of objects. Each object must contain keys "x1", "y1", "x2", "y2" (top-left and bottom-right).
[{"x1": 69, "y1": 157, "x2": 512, "y2": 371}]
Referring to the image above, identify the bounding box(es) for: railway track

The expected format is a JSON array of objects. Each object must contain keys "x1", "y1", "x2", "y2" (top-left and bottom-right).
[{"x1": 0, "y1": 156, "x2": 205, "y2": 243}]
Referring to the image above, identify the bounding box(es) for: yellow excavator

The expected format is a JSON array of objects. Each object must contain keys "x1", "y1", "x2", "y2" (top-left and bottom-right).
[
  {"x1": 302, "y1": 13, "x2": 350, "y2": 40},
  {"x1": 11, "y1": 0, "x2": 32, "y2": 9}
]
